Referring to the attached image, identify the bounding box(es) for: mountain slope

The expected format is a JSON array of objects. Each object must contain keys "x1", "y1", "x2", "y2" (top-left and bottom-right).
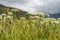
[
  {"x1": 0, "y1": 4, "x2": 60, "y2": 18},
  {"x1": 49, "y1": 13, "x2": 60, "y2": 18},
  {"x1": 0, "y1": 4, "x2": 29, "y2": 18},
  {"x1": 0, "y1": 4, "x2": 28, "y2": 13}
]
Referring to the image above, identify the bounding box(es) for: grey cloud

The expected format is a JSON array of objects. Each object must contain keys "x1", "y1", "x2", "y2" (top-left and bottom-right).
[
  {"x1": 1, "y1": 0, "x2": 28, "y2": 3},
  {"x1": 0, "y1": 0, "x2": 60, "y2": 14}
]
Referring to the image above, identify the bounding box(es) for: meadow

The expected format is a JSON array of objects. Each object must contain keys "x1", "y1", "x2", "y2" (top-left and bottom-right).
[{"x1": 0, "y1": 11, "x2": 60, "y2": 40}]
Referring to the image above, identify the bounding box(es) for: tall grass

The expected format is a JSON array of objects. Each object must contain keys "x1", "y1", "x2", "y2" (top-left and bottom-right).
[{"x1": 0, "y1": 12, "x2": 60, "y2": 40}]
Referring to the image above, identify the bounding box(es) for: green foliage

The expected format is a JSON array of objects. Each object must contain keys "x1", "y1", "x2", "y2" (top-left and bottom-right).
[{"x1": 0, "y1": 12, "x2": 60, "y2": 40}]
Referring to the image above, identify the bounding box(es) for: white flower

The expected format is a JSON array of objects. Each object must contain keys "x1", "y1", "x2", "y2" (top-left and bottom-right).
[
  {"x1": 53, "y1": 21, "x2": 59, "y2": 24},
  {"x1": 7, "y1": 16, "x2": 13, "y2": 19},
  {"x1": 8, "y1": 12, "x2": 13, "y2": 15},
  {"x1": 4, "y1": 17, "x2": 7, "y2": 19},
  {"x1": 36, "y1": 12, "x2": 44, "y2": 17},
  {"x1": 34, "y1": 16, "x2": 40, "y2": 19},
  {"x1": 58, "y1": 18, "x2": 60, "y2": 20},
  {"x1": 20, "y1": 17, "x2": 25, "y2": 20},
  {"x1": 1, "y1": 13, "x2": 6, "y2": 17},
  {"x1": 7, "y1": 16, "x2": 11, "y2": 18},
  {"x1": 11, "y1": 9, "x2": 19, "y2": 12}
]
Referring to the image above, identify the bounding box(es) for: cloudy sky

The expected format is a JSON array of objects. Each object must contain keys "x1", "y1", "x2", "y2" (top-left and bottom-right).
[{"x1": 0, "y1": 0, "x2": 60, "y2": 14}]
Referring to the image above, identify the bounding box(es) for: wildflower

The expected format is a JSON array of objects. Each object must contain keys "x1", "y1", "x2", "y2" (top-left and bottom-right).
[
  {"x1": 7, "y1": 16, "x2": 13, "y2": 19},
  {"x1": 29, "y1": 16, "x2": 34, "y2": 19},
  {"x1": 4, "y1": 17, "x2": 7, "y2": 19},
  {"x1": 53, "y1": 21, "x2": 59, "y2": 24},
  {"x1": 58, "y1": 18, "x2": 60, "y2": 20},
  {"x1": 7, "y1": 16, "x2": 11, "y2": 18},
  {"x1": 40, "y1": 21, "x2": 45, "y2": 24},
  {"x1": 34, "y1": 16, "x2": 40, "y2": 18},
  {"x1": 8, "y1": 12, "x2": 13, "y2": 16},
  {"x1": 51, "y1": 18, "x2": 56, "y2": 21},
  {"x1": 1, "y1": 13, "x2": 6, "y2": 17},
  {"x1": 11, "y1": 9, "x2": 19, "y2": 13},
  {"x1": 36, "y1": 12, "x2": 44, "y2": 17},
  {"x1": 20, "y1": 17, "x2": 25, "y2": 20}
]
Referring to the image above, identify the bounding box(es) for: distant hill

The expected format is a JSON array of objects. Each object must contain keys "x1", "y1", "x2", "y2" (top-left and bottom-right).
[
  {"x1": 0, "y1": 4, "x2": 29, "y2": 19},
  {"x1": 0, "y1": 4, "x2": 60, "y2": 18},
  {"x1": 0, "y1": 4, "x2": 28, "y2": 13},
  {"x1": 49, "y1": 13, "x2": 60, "y2": 18}
]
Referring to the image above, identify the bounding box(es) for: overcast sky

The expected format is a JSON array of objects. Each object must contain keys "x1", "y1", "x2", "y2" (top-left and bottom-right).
[{"x1": 0, "y1": 0, "x2": 60, "y2": 14}]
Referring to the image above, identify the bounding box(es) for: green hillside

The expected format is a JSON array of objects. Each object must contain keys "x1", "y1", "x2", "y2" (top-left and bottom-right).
[{"x1": 0, "y1": 4, "x2": 29, "y2": 19}]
